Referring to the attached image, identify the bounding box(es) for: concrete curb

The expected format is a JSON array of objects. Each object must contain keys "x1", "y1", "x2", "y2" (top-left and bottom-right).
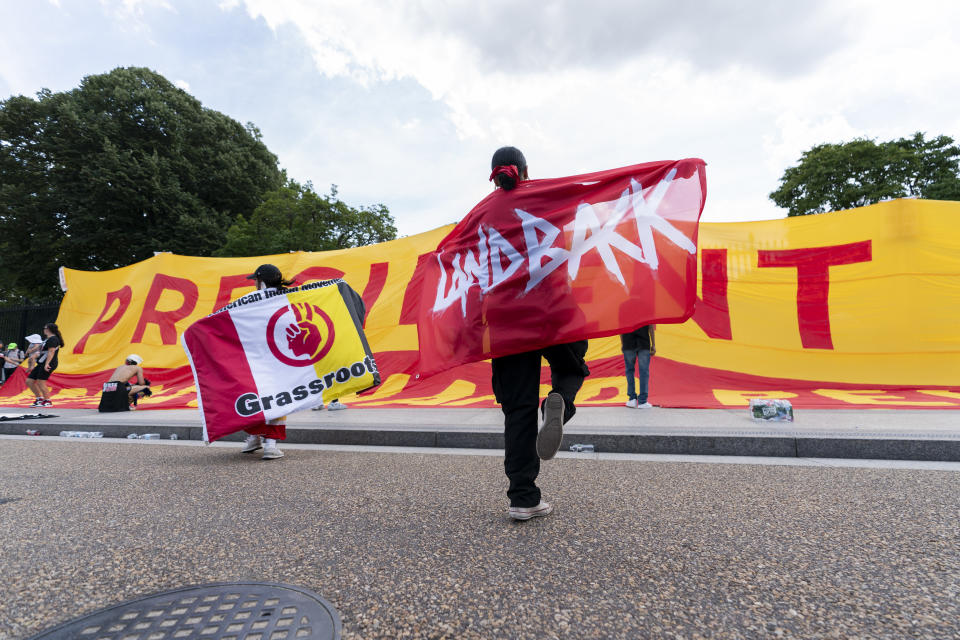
[{"x1": 5, "y1": 421, "x2": 960, "y2": 462}]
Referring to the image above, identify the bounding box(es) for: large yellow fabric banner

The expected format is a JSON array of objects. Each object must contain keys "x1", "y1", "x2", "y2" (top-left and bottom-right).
[{"x1": 1, "y1": 198, "x2": 957, "y2": 409}]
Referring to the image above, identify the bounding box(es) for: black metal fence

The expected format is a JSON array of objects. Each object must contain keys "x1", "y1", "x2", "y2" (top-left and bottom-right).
[{"x1": 0, "y1": 302, "x2": 63, "y2": 348}]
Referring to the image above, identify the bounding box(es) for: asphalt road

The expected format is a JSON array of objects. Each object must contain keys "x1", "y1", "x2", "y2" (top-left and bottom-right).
[{"x1": 2, "y1": 439, "x2": 959, "y2": 639}]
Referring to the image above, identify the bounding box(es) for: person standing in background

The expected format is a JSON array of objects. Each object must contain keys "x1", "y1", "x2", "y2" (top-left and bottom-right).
[
  {"x1": 311, "y1": 397, "x2": 348, "y2": 411},
  {"x1": 621, "y1": 325, "x2": 655, "y2": 409},
  {"x1": 25, "y1": 323, "x2": 64, "y2": 407},
  {"x1": 1, "y1": 342, "x2": 24, "y2": 385}
]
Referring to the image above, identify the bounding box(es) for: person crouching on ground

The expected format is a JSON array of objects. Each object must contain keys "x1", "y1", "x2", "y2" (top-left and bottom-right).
[
  {"x1": 25, "y1": 323, "x2": 64, "y2": 408},
  {"x1": 98, "y1": 354, "x2": 152, "y2": 412},
  {"x1": 239, "y1": 263, "x2": 292, "y2": 460},
  {"x1": 487, "y1": 146, "x2": 590, "y2": 521}
]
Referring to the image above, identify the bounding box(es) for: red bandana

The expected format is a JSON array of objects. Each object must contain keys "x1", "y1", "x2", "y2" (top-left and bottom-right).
[{"x1": 489, "y1": 165, "x2": 520, "y2": 184}]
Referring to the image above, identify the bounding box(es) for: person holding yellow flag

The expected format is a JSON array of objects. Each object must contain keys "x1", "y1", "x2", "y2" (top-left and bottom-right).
[
  {"x1": 238, "y1": 263, "x2": 294, "y2": 460},
  {"x1": 183, "y1": 261, "x2": 378, "y2": 452}
]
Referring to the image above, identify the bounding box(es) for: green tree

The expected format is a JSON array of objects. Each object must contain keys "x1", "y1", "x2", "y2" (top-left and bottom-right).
[
  {"x1": 214, "y1": 180, "x2": 397, "y2": 257},
  {"x1": 769, "y1": 132, "x2": 960, "y2": 216},
  {"x1": 0, "y1": 67, "x2": 282, "y2": 300}
]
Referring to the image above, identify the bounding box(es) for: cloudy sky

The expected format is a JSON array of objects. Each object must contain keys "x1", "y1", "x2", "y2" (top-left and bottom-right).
[{"x1": 2, "y1": 0, "x2": 959, "y2": 236}]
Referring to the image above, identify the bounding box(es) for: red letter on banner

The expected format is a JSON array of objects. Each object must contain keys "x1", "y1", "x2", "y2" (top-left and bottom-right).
[
  {"x1": 291, "y1": 266, "x2": 345, "y2": 284},
  {"x1": 400, "y1": 253, "x2": 434, "y2": 326},
  {"x1": 213, "y1": 274, "x2": 255, "y2": 312},
  {"x1": 73, "y1": 286, "x2": 133, "y2": 354},
  {"x1": 360, "y1": 262, "x2": 389, "y2": 327},
  {"x1": 758, "y1": 241, "x2": 872, "y2": 349},
  {"x1": 131, "y1": 274, "x2": 200, "y2": 345},
  {"x1": 691, "y1": 249, "x2": 731, "y2": 340}
]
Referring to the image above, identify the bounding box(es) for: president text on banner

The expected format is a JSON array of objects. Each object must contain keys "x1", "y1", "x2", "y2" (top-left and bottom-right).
[
  {"x1": 411, "y1": 159, "x2": 708, "y2": 376},
  {"x1": 183, "y1": 280, "x2": 380, "y2": 442},
  {"x1": 0, "y1": 198, "x2": 957, "y2": 410}
]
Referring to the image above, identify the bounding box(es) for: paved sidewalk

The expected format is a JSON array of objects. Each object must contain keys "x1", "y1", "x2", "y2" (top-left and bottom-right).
[
  {"x1": 2, "y1": 405, "x2": 958, "y2": 461},
  {"x1": 3, "y1": 439, "x2": 959, "y2": 639}
]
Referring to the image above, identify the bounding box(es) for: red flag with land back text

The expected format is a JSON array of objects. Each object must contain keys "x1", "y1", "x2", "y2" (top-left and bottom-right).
[{"x1": 412, "y1": 159, "x2": 707, "y2": 376}]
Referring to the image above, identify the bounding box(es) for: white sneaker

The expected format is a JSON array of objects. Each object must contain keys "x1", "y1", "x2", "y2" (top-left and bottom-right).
[
  {"x1": 536, "y1": 392, "x2": 565, "y2": 460},
  {"x1": 625, "y1": 398, "x2": 638, "y2": 408},
  {"x1": 509, "y1": 501, "x2": 553, "y2": 521},
  {"x1": 327, "y1": 399, "x2": 347, "y2": 411},
  {"x1": 241, "y1": 435, "x2": 263, "y2": 453},
  {"x1": 261, "y1": 445, "x2": 284, "y2": 460},
  {"x1": 311, "y1": 402, "x2": 325, "y2": 411},
  {"x1": 637, "y1": 402, "x2": 653, "y2": 409}
]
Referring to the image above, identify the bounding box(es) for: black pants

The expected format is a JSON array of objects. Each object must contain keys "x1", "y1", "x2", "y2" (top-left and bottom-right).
[{"x1": 491, "y1": 340, "x2": 589, "y2": 507}]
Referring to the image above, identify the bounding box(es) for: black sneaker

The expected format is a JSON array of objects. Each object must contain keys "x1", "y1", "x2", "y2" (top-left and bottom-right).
[{"x1": 536, "y1": 392, "x2": 565, "y2": 460}]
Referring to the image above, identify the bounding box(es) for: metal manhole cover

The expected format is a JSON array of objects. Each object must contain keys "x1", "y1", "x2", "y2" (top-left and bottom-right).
[{"x1": 27, "y1": 582, "x2": 341, "y2": 640}]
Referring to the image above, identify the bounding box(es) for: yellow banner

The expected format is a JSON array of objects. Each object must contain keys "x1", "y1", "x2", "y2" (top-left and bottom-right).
[
  {"x1": 1, "y1": 198, "x2": 955, "y2": 410},
  {"x1": 57, "y1": 228, "x2": 449, "y2": 374},
  {"x1": 667, "y1": 198, "x2": 959, "y2": 385}
]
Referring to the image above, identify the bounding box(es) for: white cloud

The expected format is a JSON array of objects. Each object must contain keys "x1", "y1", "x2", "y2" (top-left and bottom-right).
[
  {"x1": 7, "y1": 0, "x2": 960, "y2": 236},
  {"x1": 762, "y1": 113, "x2": 862, "y2": 175},
  {"x1": 95, "y1": 0, "x2": 176, "y2": 36},
  {"x1": 174, "y1": 78, "x2": 190, "y2": 91},
  {"x1": 221, "y1": 1, "x2": 959, "y2": 232}
]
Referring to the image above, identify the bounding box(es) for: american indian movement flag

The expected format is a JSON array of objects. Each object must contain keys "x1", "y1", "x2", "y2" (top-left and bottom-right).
[
  {"x1": 411, "y1": 158, "x2": 707, "y2": 376},
  {"x1": 183, "y1": 279, "x2": 380, "y2": 442}
]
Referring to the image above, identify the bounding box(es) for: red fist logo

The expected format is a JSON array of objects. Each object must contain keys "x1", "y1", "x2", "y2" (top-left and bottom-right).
[
  {"x1": 286, "y1": 302, "x2": 325, "y2": 359},
  {"x1": 266, "y1": 302, "x2": 335, "y2": 367}
]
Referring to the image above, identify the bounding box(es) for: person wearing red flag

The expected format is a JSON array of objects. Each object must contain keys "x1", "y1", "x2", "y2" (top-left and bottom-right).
[
  {"x1": 412, "y1": 149, "x2": 706, "y2": 517},
  {"x1": 487, "y1": 146, "x2": 590, "y2": 521}
]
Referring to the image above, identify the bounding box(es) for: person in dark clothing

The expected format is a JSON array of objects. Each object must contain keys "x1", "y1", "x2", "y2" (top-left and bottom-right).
[
  {"x1": 25, "y1": 323, "x2": 64, "y2": 407},
  {"x1": 487, "y1": 146, "x2": 590, "y2": 521},
  {"x1": 620, "y1": 325, "x2": 655, "y2": 408}
]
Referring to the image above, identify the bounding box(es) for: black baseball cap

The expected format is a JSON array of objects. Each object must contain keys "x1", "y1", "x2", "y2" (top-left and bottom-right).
[{"x1": 247, "y1": 264, "x2": 281, "y2": 282}]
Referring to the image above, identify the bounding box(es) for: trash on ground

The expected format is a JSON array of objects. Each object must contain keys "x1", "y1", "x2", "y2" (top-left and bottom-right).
[{"x1": 749, "y1": 398, "x2": 794, "y2": 422}]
